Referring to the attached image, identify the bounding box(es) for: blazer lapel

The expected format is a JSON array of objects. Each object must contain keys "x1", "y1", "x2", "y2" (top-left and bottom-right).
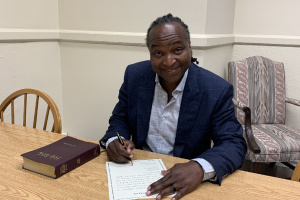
[
  {"x1": 173, "y1": 65, "x2": 204, "y2": 157},
  {"x1": 136, "y1": 69, "x2": 156, "y2": 148}
]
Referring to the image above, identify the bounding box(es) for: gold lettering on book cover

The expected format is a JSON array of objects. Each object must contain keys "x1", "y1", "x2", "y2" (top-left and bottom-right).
[
  {"x1": 37, "y1": 152, "x2": 61, "y2": 160},
  {"x1": 77, "y1": 158, "x2": 80, "y2": 164},
  {"x1": 38, "y1": 151, "x2": 50, "y2": 158},
  {"x1": 49, "y1": 155, "x2": 61, "y2": 160},
  {"x1": 60, "y1": 164, "x2": 68, "y2": 174},
  {"x1": 63, "y1": 142, "x2": 76, "y2": 147}
]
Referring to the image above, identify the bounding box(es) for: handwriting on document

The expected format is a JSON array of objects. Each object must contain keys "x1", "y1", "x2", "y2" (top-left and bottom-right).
[{"x1": 106, "y1": 159, "x2": 166, "y2": 200}]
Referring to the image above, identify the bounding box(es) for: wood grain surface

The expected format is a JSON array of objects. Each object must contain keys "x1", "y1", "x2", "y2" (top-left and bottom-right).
[{"x1": 1, "y1": 122, "x2": 300, "y2": 200}]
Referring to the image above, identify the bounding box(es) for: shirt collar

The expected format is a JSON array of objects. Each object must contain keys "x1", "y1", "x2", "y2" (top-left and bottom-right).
[{"x1": 155, "y1": 69, "x2": 189, "y2": 96}]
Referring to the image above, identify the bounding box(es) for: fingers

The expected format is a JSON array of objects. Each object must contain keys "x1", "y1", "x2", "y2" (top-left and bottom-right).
[
  {"x1": 107, "y1": 140, "x2": 133, "y2": 163},
  {"x1": 172, "y1": 189, "x2": 186, "y2": 200},
  {"x1": 146, "y1": 170, "x2": 176, "y2": 199},
  {"x1": 149, "y1": 184, "x2": 178, "y2": 200},
  {"x1": 124, "y1": 140, "x2": 135, "y2": 152},
  {"x1": 147, "y1": 181, "x2": 182, "y2": 200},
  {"x1": 146, "y1": 161, "x2": 204, "y2": 200},
  {"x1": 161, "y1": 169, "x2": 170, "y2": 176}
]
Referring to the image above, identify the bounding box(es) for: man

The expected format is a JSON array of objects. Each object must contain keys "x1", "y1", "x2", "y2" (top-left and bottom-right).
[{"x1": 100, "y1": 14, "x2": 247, "y2": 200}]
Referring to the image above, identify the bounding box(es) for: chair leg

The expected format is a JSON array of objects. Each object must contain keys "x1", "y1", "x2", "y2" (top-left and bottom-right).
[{"x1": 252, "y1": 162, "x2": 259, "y2": 173}]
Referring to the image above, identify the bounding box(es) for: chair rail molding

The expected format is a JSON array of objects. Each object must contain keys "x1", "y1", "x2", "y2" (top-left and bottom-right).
[
  {"x1": 1, "y1": 28, "x2": 300, "y2": 48},
  {"x1": 234, "y1": 34, "x2": 300, "y2": 47},
  {"x1": 0, "y1": 29, "x2": 59, "y2": 41}
]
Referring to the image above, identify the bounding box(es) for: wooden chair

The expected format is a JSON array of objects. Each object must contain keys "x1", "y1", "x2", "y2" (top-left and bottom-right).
[
  {"x1": 228, "y1": 56, "x2": 300, "y2": 173},
  {"x1": 0, "y1": 88, "x2": 62, "y2": 133},
  {"x1": 291, "y1": 161, "x2": 300, "y2": 181}
]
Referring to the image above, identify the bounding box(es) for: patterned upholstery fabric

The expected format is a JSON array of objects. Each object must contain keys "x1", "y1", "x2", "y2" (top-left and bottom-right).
[
  {"x1": 248, "y1": 124, "x2": 300, "y2": 162},
  {"x1": 229, "y1": 56, "x2": 300, "y2": 162},
  {"x1": 229, "y1": 56, "x2": 285, "y2": 125}
]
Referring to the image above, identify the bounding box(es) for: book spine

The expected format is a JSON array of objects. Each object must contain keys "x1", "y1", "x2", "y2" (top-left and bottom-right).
[{"x1": 54, "y1": 145, "x2": 100, "y2": 178}]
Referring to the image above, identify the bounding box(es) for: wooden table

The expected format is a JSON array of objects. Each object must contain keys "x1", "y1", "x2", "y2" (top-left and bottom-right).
[{"x1": 1, "y1": 122, "x2": 300, "y2": 200}]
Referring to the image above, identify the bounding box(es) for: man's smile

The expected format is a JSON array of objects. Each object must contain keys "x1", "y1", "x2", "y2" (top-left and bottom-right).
[{"x1": 161, "y1": 66, "x2": 180, "y2": 74}]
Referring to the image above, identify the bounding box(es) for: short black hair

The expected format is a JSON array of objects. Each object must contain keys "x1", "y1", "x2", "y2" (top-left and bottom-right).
[{"x1": 146, "y1": 13, "x2": 190, "y2": 47}]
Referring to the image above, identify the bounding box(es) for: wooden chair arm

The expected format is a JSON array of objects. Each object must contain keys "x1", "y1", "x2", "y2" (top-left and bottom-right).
[
  {"x1": 291, "y1": 161, "x2": 300, "y2": 181},
  {"x1": 285, "y1": 97, "x2": 300, "y2": 106},
  {"x1": 232, "y1": 99, "x2": 261, "y2": 154}
]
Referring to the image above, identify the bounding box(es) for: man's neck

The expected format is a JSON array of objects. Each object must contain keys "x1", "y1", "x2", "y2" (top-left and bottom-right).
[{"x1": 159, "y1": 78, "x2": 180, "y2": 102}]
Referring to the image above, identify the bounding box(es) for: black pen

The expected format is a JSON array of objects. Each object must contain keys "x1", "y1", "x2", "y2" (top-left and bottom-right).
[{"x1": 116, "y1": 132, "x2": 133, "y2": 165}]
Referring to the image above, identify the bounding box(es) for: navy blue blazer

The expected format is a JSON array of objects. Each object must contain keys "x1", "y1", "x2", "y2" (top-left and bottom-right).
[{"x1": 100, "y1": 60, "x2": 247, "y2": 184}]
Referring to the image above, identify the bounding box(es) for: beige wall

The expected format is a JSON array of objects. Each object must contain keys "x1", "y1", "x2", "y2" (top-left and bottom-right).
[
  {"x1": 0, "y1": 0, "x2": 62, "y2": 131},
  {"x1": 59, "y1": 0, "x2": 236, "y2": 140},
  {"x1": 205, "y1": 0, "x2": 235, "y2": 34},
  {"x1": 1, "y1": 0, "x2": 299, "y2": 140},
  {"x1": 0, "y1": 0, "x2": 58, "y2": 29},
  {"x1": 234, "y1": 0, "x2": 300, "y2": 36},
  {"x1": 234, "y1": 0, "x2": 300, "y2": 45},
  {"x1": 58, "y1": 0, "x2": 207, "y2": 34},
  {"x1": 60, "y1": 43, "x2": 149, "y2": 139}
]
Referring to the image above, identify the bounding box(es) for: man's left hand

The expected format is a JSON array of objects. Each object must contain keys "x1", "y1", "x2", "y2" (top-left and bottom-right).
[{"x1": 146, "y1": 161, "x2": 204, "y2": 200}]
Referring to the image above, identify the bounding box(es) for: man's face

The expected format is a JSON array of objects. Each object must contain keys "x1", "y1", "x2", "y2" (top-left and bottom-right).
[{"x1": 148, "y1": 22, "x2": 192, "y2": 87}]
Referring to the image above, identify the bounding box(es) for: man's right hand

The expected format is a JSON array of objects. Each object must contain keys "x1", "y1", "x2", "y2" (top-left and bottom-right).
[{"x1": 106, "y1": 139, "x2": 135, "y2": 163}]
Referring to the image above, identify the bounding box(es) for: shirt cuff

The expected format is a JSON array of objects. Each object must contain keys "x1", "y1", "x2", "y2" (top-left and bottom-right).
[
  {"x1": 192, "y1": 158, "x2": 216, "y2": 181},
  {"x1": 105, "y1": 136, "x2": 120, "y2": 148}
]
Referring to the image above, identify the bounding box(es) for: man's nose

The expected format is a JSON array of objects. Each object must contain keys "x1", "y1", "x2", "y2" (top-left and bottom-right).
[{"x1": 163, "y1": 54, "x2": 175, "y2": 67}]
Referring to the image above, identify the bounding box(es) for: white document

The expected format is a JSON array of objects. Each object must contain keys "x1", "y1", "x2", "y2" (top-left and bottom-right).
[{"x1": 106, "y1": 159, "x2": 166, "y2": 200}]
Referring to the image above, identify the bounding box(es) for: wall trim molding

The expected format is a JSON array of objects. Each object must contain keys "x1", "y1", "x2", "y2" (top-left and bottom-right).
[
  {"x1": 0, "y1": 29, "x2": 59, "y2": 41},
  {"x1": 59, "y1": 30, "x2": 146, "y2": 46},
  {"x1": 234, "y1": 34, "x2": 300, "y2": 47},
  {"x1": 1, "y1": 29, "x2": 300, "y2": 47}
]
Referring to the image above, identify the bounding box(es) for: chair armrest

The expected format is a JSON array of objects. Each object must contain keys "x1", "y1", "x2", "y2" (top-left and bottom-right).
[
  {"x1": 291, "y1": 161, "x2": 300, "y2": 181},
  {"x1": 232, "y1": 99, "x2": 261, "y2": 154},
  {"x1": 285, "y1": 97, "x2": 300, "y2": 106}
]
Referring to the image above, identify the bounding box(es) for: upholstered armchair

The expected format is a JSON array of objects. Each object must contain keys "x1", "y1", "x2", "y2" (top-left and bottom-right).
[{"x1": 228, "y1": 56, "x2": 300, "y2": 173}]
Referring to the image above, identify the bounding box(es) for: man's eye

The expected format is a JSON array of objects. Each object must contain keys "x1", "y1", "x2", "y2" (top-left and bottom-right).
[
  {"x1": 175, "y1": 48, "x2": 183, "y2": 54},
  {"x1": 154, "y1": 51, "x2": 162, "y2": 56}
]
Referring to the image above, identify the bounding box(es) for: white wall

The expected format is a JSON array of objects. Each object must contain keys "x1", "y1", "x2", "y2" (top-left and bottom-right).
[
  {"x1": 234, "y1": 0, "x2": 300, "y2": 36},
  {"x1": 0, "y1": 42, "x2": 61, "y2": 129},
  {"x1": 0, "y1": 0, "x2": 58, "y2": 29},
  {"x1": 60, "y1": 43, "x2": 149, "y2": 139},
  {"x1": 58, "y1": 0, "x2": 207, "y2": 34},
  {"x1": 205, "y1": 0, "x2": 235, "y2": 34},
  {"x1": 0, "y1": 0, "x2": 62, "y2": 129}
]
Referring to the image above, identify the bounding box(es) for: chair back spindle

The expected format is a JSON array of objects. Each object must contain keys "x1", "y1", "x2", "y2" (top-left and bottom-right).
[
  {"x1": 23, "y1": 94, "x2": 27, "y2": 126},
  {"x1": 0, "y1": 88, "x2": 61, "y2": 133},
  {"x1": 11, "y1": 100, "x2": 15, "y2": 124},
  {"x1": 43, "y1": 106, "x2": 50, "y2": 131},
  {"x1": 33, "y1": 95, "x2": 39, "y2": 129}
]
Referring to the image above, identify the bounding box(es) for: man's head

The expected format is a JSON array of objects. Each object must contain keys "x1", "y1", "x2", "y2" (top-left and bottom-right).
[
  {"x1": 146, "y1": 14, "x2": 192, "y2": 89},
  {"x1": 146, "y1": 13, "x2": 190, "y2": 47}
]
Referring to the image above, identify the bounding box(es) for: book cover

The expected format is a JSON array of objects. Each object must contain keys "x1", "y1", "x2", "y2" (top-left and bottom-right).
[{"x1": 21, "y1": 136, "x2": 100, "y2": 178}]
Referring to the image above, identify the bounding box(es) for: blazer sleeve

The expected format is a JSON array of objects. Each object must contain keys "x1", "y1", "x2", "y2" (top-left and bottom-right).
[{"x1": 198, "y1": 84, "x2": 247, "y2": 185}]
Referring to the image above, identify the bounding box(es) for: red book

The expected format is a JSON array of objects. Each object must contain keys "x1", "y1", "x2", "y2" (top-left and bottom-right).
[{"x1": 21, "y1": 136, "x2": 100, "y2": 178}]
